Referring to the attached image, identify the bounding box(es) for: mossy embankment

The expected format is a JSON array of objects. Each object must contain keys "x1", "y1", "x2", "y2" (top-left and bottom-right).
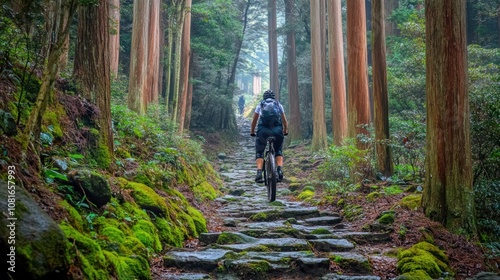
[{"x1": 1, "y1": 91, "x2": 224, "y2": 279}]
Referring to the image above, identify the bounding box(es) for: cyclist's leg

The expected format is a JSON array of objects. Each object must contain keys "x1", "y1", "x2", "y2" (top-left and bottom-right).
[
  {"x1": 254, "y1": 127, "x2": 267, "y2": 183},
  {"x1": 272, "y1": 126, "x2": 285, "y2": 181}
]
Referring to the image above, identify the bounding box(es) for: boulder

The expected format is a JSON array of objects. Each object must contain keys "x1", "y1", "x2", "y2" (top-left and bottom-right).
[
  {"x1": 68, "y1": 169, "x2": 111, "y2": 207},
  {"x1": 0, "y1": 180, "x2": 69, "y2": 279}
]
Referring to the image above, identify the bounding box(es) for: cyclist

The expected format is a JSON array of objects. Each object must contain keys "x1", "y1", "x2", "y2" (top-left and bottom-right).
[{"x1": 250, "y1": 89, "x2": 288, "y2": 183}]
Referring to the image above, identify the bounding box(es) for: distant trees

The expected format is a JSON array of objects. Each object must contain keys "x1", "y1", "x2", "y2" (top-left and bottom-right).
[
  {"x1": 423, "y1": 0, "x2": 477, "y2": 235},
  {"x1": 109, "y1": 0, "x2": 120, "y2": 79},
  {"x1": 268, "y1": 0, "x2": 279, "y2": 96},
  {"x1": 284, "y1": 0, "x2": 302, "y2": 142}
]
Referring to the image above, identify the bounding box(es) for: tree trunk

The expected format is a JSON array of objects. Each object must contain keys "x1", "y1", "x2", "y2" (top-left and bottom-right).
[
  {"x1": 268, "y1": 0, "x2": 279, "y2": 97},
  {"x1": 21, "y1": 0, "x2": 78, "y2": 159},
  {"x1": 310, "y1": 0, "x2": 328, "y2": 151},
  {"x1": 109, "y1": 0, "x2": 120, "y2": 79},
  {"x1": 327, "y1": 0, "x2": 348, "y2": 146},
  {"x1": 178, "y1": 0, "x2": 192, "y2": 133},
  {"x1": 164, "y1": 10, "x2": 174, "y2": 116},
  {"x1": 184, "y1": 54, "x2": 194, "y2": 130},
  {"x1": 372, "y1": 0, "x2": 393, "y2": 176},
  {"x1": 171, "y1": 0, "x2": 187, "y2": 123},
  {"x1": 385, "y1": 0, "x2": 399, "y2": 36},
  {"x1": 347, "y1": 0, "x2": 371, "y2": 148},
  {"x1": 128, "y1": 0, "x2": 150, "y2": 115},
  {"x1": 423, "y1": 0, "x2": 477, "y2": 235},
  {"x1": 73, "y1": 0, "x2": 113, "y2": 166},
  {"x1": 284, "y1": 0, "x2": 302, "y2": 142},
  {"x1": 146, "y1": 0, "x2": 161, "y2": 105}
]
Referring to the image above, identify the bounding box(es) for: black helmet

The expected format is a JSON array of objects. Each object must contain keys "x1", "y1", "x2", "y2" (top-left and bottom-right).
[{"x1": 263, "y1": 89, "x2": 275, "y2": 99}]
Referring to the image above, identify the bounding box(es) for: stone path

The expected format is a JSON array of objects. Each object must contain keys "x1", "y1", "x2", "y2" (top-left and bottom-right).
[{"x1": 160, "y1": 117, "x2": 389, "y2": 280}]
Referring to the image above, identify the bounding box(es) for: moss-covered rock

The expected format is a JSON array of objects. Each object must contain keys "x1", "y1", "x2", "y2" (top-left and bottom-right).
[
  {"x1": 397, "y1": 194, "x2": 422, "y2": 211},
  {"x1": 397, "y1": 241, "x2": 451, "y2": 279},
  {"x1": 297, "y1": 189, "x2": 315, "y2": 201},
  {"x1": 103, "y1": 251, "x2": 151, "y2": 280},
  {"x1": 0, "y1": 181, "x2": 70, "y2": 279},
  {"x1": 67, "y1": 169, "x2": 111, "y2": 208},
  {"x1": 132, "y1": 220, "x2": 162, "y2": 252},
  {"x1": 124, "y1": 181, "x2": 168, "y2": 217}
]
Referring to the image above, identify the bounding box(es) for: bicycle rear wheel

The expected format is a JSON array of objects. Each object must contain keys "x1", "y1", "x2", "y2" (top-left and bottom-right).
[{"x1": 266, "y1": 152, "x2": 277, "y2": 202}]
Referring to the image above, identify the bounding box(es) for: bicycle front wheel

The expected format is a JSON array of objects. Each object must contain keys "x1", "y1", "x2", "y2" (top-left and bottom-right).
[{"x1": 266, "y1": 152, "x2": 277, "y2": 202}]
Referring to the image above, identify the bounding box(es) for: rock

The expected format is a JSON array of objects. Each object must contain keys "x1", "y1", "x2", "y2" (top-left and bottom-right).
[
  {"x1": 217, "y1": 152, "x2": 227, "y2": 160},
  {"x1": 0, "y1": 109, "x2": 17, "y2": 136},
  {"x1": 67, "y1": 169, "x2": 111, "y2": 207},
  {"x1": 0, "y1": 180, "x2": 69, "y2": 279}
]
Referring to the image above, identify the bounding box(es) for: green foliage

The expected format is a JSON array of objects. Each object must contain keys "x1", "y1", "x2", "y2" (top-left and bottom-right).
[
  {"x1": 474, "y1": 180, "x2": 500, "y2": 242},
  {"x1": 318, "y1": 138, "x2": 373, "y2": 189},
  {"x1": 468, "y1": 45, "x2": 500, "y2": 181}
]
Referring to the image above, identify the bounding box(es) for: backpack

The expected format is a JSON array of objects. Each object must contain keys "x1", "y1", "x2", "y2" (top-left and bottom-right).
[{"x1": 259, "y1": 98, "x2": 282, "y2": 127}]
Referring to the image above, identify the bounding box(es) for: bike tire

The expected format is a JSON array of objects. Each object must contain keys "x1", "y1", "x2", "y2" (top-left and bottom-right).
[{"x1": 266, "y1": 153, "x2": 277, "y2": 202}]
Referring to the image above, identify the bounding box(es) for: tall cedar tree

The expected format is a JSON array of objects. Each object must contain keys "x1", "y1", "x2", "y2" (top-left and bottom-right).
[
  {"x1": 372, "y1": 0, "x2": 393, "y2": 176},
  {"x1": 128, "y1": 0, "x2": 150, "y2": 115},
  {"x1": 346, "y1": 0, "x2": 371, "y2": 147},
  {"x1": 177, "y1": 0, "x2": 192, "y2": 133},
  {"x1": 73, "y1": 0, "x2": 114, "y2": 163},
  {"x1": 327, "y1": 0, "x2": 348, "y2": 146},
  {"x1": 284, "y1": 0, "x2": 302, "y2": 142},
  {"x1": 268, "y1": 0, "x2": 279, "y2": 97},
  {"x1": 21, "y1": 0, "x2": 78, "y2": 159},
  {"x1": 109, "y1": 0, "x2": 120, "y2": 79},
  {"x1": 310, "y1": 0, "x2": 328, "y2": 151},
  {"x1": 146, "y1": 0, "x2": 161, "y2": 105},
  {"x1": 423, "y1": 0, "x2": 477, "y2": 235}
]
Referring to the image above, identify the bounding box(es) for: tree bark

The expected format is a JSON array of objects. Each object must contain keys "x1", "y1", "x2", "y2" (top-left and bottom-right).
[
  {"x1": 284, "y1": 0, "x2": 302, "y2": 142},
  {"x1": 347, "y1": 0, "x2": 371, "y2": 148},
  {"x1": 310, "y1": 0, "x2": 328, "y2": 151},
  {"x1": 385, "y1": 0, "x2": 399, "y2": 36},
  {"x1": 177, "y1": 0, "x2": 192, "y2": 133},
  {"x1": 423, "y1": 0, "x2": 477, "y2": 235},
  {"x1": 268, "y1": 0, "x2": 279, "y2": 97},
  {"x1": 171, "y1": 0, "x2": 187, "y2": 123},
  {"x1": 372, "y1": 0, "x2": 393, "y2": 176},
  {"x1": 146, "y1": 0, "x2": 161, "y2": 105},
  {"x1": 73, "y1": 0, "x2": 114, "y2": 165},
  {"x1": 109, "y1": 0, "x2": 120, "y2": 79},
  {"x1": 128, "y1": 0, "x2": 150, "y2": 115},
  {"x1": 327, "y1": 0, "x2": 348, "y2": 146}
]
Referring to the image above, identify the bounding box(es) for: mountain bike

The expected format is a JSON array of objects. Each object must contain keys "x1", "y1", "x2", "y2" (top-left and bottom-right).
[{"x1": 262, "y1": 137, "x2": 277, "y2": 202}]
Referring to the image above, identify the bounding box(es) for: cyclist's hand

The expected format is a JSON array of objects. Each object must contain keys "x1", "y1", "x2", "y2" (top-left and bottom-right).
[{"x1": 250, "y1": 133, "x2": 256, "y2": 137}]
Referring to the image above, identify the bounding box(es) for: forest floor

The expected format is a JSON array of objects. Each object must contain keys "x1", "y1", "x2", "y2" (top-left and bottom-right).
[{"x1": 165, "y1": 116, "x2": 499, "y2": 280}]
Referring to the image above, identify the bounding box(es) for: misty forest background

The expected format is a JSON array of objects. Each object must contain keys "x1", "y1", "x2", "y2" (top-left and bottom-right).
[{"x1": 0, "y1": 0, "x2": 499, "y2": 279}]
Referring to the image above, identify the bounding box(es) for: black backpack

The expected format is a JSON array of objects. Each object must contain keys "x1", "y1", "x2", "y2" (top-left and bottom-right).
[{"x1": 259, "y1": 98, "x2": 282, "y2": 127}]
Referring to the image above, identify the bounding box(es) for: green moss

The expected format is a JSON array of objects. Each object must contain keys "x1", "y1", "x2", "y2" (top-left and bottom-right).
[
  {"x1": 132, "y1": 220, "x2": 162, "y2": 252},
  {"x1": 123, "y1": 236, "x2": 148, "y2": 256},
  {"x1": 297, "y1": 189, "x2": 314, "y2": 200},
  {"x1": 367, "y1": 191, "x2": 381, "y2": 202},
  {"x1": 397, "y1": 242, "x2": 451, "y2": 279},
  {"x1": 274, "y1": 227, "x2": 301, "y2": 237},
  {"x1": 343, "y1": 204, "x2": 364, "y2": 221},
  {"x1": 60, "y1": 223, "x2": 108, "y2": 279},
  {"x1": 288, "y1": 182, "x2": 301, "y2": 192},
  {"x1": 303, "y1": 185, "x2": 315, "y2": 192},
  {"x1": 378, "y1": 211, "x2": 395, "y2": 225},
  {"x1": 60, "y1": 200, "x2": 84, "y2": 232},
  {"x1": 192, "y1": 181, "x2": 217, "y2": 201},
  {"x1": 42, "y1": 105, "x2": 64, "y2": 138},
  {"x1": 124, "y1": 181, "x2": 168, "y2": 217},
  {"x1": 398, "y1": 269, "x2": 433, "y2": 280},
  {"x1": 100, "y1": 225, "x2": 126, "y2": 244},
  {"x1": 217, "y1": 233, "x2": 242, "y2": 245},
  {"x1": 103, "y1": 250, "x2": 151, "y2": 280},
  {"x1": 397, "y1": 194, "x2": 422, "y2": 210},
  {"x1": 311, "y1": 228, "x2": 331, "y2": 235},
  {"x1": 115, "y1": 147, "x2": 131, "y2": 158},
  {"x1": 154, "y1": 218, "x2": 184, "y2": 247},
  {"x1": 93, "y1": 142, "x2": 112, "y2": 169},
  {"x1": 186, "y1": 206, "x2": 207, "y2": 235}
]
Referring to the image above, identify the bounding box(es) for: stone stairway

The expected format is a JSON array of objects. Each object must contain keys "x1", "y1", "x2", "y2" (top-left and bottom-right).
[{"x1": 159, "y1": 117, "x2": 389, "y2": 280}]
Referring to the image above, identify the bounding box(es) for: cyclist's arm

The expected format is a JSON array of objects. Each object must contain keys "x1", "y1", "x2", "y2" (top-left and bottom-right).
[
  {"x1": 250, "y1": 112, "x2": 259, "y2": 135},
  {"x1": 281, "y1": 112, "x2": 288, "y2": 135}
]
